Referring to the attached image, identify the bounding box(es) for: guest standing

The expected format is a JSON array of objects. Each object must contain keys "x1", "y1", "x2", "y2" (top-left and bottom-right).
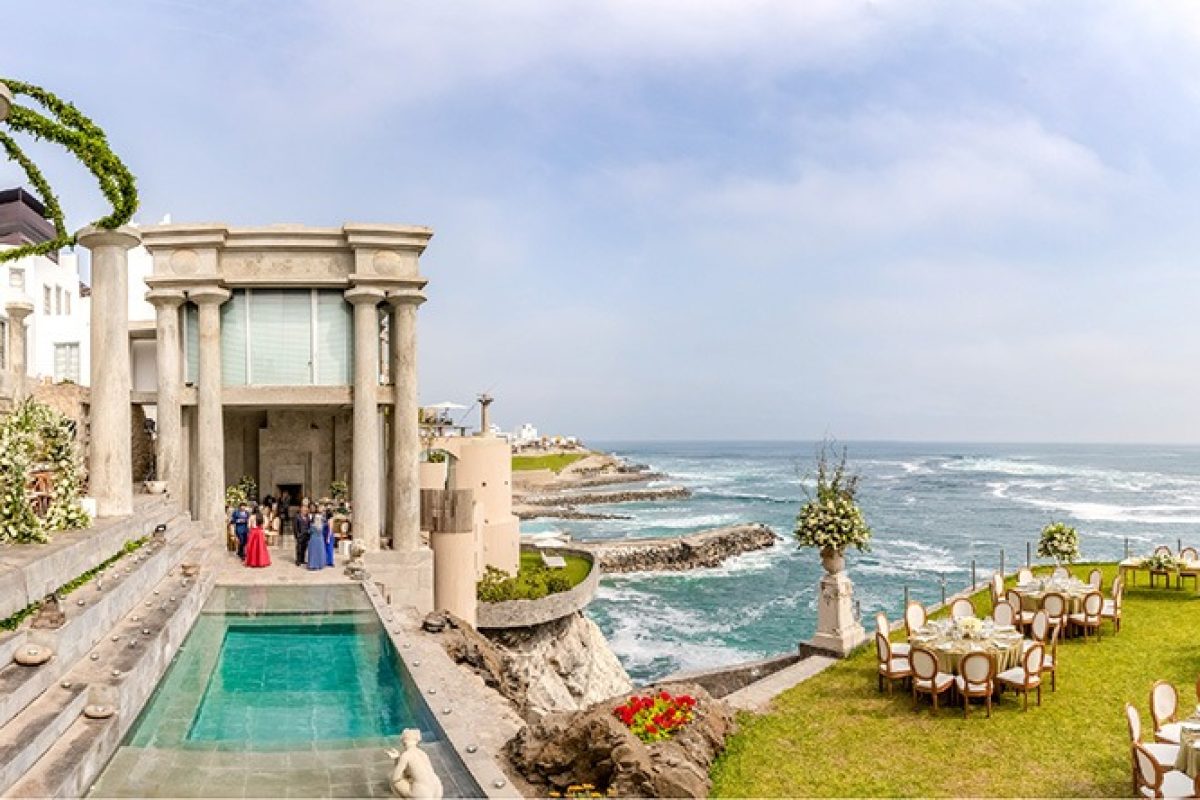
[
  {"x1": 324, "y1": 512, "x2": 336, "y2": 567},
  {"x1": 306, "y1": 511, "x2": 328, "y2": 570},
  {"x1": 293, "y1": 503, "x2": 312, "y2": 566},
  {"x1": 231, "y1": 502, "x2": 250, "y2": 560},
  {"x1": 244, "y1": 510, "x2": 271, "y2": 568}
]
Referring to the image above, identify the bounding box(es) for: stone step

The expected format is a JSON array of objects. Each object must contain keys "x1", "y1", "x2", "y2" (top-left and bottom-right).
[
  {"x1": 722, "y1": 655, "x2": 838, "y2": 712},
  {"x1": 0, "y1": 514, "x2": 195, "y2": 731},
  {"x1": 0, "y1": 683, "x2": 88, "y2": 795}
]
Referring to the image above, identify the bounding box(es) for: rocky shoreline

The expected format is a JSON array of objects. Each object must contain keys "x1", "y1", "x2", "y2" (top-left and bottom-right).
[
  {"x1": 574, "y1": 523, "x2": 779, "y2": 573},
  {"x1": 521, "y1": 485, "x2": 693, "y2": 506}
]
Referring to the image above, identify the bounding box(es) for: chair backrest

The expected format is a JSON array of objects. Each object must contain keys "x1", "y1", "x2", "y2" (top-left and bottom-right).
[
  {"x1": 960, "y1": 652, "x2": 994, "y2": 686},
  {"x1": 1133, "y1": 742, "x2": 1163, "y2": 794},
  {"x1": 1044, "y1": 617, "x2": 1060, "y2": 656},
  {"x1": 909, "y1": 646, "x2": 939, "y2": 681},
  {"x1": 1125, "y1": 702, "x2": 1141, "y2": 744},
  {"x1": 1017, "y1": 567, "x2": 1033, "y2": 584},
  {"x1": 1182, "y1": 546, "x2": 1198, "y2": 562},
  {"x1": 1083, "y1": 591, "x2": 1103, "y2": 618},
  {"x1": 875, "y1": 631, "x2": 891, "y2": 664},
  {"x1": 1021, "y1": 643, "x2": 1043, "y2": 680},
  {"x1": 1151, "y1": 681, "x2": 1178, "y2": 729},
  {"x1": 875, "y1": 611, "x2": 889, "y2": 637},
  {"x1": 1051, "y1": 566, "x2": 1069, "y2": 580},
  {"x1": 950, "y1": 597, "x2": 975, "y2": 620},
  {"x1": 1154, "y1": 544, "x2": 1172, "y2": 557},
  {"x1": 1006, "y1": 589, "x2": 1023, "y2": 613},
  {"x1": 1088, "y1": 568, "x2": 1102, "y2": 590},
  {"x1": 1042, "y1": 592, "x2": 1067, "y2": 619},
  {"x1": 992, "y1": 601, "x2": 1015, "y2": 627},
  {"x1": 990, "y1": 573, "x2": 1004, "y2": 603},
  {"x1": 904, "y1": 601, "x2": 927, "y2": 637},
  {"x1": 1029, "y1": 609, "x2": 1049, "y2": 642}
]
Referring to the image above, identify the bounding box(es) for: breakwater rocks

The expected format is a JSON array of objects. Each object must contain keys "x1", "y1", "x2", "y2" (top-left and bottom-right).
[
  {"x1": 576, "y1": 523, "x2": 778, "y2": 573},
  {"x1": 515, "y1": 508, "x2": 632, "y2": 521},
  {"x1": 522, "y1": 485, "x2": 692, "y2": 507}
]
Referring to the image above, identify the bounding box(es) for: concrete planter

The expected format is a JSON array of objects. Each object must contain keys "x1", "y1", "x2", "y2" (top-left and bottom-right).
[{"x1": 476, "y1": 548, "x2": 600, "y2": 630}]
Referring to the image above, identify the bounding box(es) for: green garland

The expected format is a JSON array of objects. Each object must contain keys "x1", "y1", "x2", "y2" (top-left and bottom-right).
[{"x1": 0, "y1": 78, "x2": 138, "y2": 263}]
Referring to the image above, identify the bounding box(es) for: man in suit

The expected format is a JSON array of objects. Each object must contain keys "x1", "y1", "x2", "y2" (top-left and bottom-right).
[
  {"x1": 231, "y1": 502, "x2": 250, "y2": 559},
  {"x1": 293, "y1": 500, "x2": 312, "y2": 566}
]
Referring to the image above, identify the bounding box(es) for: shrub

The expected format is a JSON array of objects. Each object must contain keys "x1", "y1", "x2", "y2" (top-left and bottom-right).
[{"x1": 476, "y1": 562, "x2": 577, "y2": 602}]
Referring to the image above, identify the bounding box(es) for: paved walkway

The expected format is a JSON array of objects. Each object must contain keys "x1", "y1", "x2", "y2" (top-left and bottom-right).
[
  {"x1": 209, "y1": 540, "x2": 355, "y2": 586},
  {"x1": 723, "y1": 655, "x2": 837, "y2": 712}
]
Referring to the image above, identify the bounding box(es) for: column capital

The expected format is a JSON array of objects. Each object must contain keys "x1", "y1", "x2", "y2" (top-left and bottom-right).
[
  {"x1": 5, "y1": 300, "x2": 34, "y2": 322},
  {"x1": 344, "y1": 285, "x2": 387, "y2": 305},
  {"x1": 77, "y1": 225, "x2": 142, "y2": 251},
  {"x1": 386, "y1": 288, "x2": 426, "y2": 308},
  {"x1": 188, "y1": 286, "x2": 231, "y2": 306},
  {"x1": 145, "y1": 288, "x2": 188, "y2": 309}
]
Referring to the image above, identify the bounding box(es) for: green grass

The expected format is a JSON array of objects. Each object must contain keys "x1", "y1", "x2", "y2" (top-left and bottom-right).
[
  {"x1": 711, "y1": 563, "x2": 1200, "y2": 797},
  {"x1": 519, "y1": 548, "x2": 591, "y2": 587},
  {"x1": 511, "y1": 453, "x2": 588, "y2": 473}
]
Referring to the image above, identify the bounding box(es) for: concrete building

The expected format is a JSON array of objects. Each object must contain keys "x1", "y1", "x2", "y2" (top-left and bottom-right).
[{"x1": 111, "y1": 222, "x2": 438, "y2": 609}]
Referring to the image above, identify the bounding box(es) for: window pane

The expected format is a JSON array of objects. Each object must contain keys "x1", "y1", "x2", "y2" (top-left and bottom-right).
[
  {"x1": 54, "y1": 343, "x2": 79, "y2": 382},
  {"x1": 250, "y1": 289, "x2": 311, "y2": 384},
  {"x1": 184, "y1": 304, "x2": 199, "y2": 383},
  {"x1": 315, "y1": 291, "x2": 352, "y2": 385},
  {"x1": 221, "y1": 290, "x2": 247, "y2": 385}
]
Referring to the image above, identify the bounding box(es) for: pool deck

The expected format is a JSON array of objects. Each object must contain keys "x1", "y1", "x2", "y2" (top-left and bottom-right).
[{"x1": 209, "y1": 543, "x2": 358, "y2": 587}]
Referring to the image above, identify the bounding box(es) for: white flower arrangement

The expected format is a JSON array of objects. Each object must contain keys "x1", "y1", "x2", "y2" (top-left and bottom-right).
[
  {"x1": 957, "y1": 616, "x2": 984, "y2": 638},
  {"x1": 1037, "y1": 521, "x2": 1081, "y2": 565},
  {"x1": 794, "y1": 443, "x2": 872, "y2": 555}
]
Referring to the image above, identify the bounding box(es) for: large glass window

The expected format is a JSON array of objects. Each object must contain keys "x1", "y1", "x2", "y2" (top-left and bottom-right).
[
  {"x1": 249, "y1": 290, "x2": 312, "y2": 384},
  {"x1": 54, "y1": 343, "x2": 80, "y2": 382},
  {"x1": 315, "y1": 291, "x2": 352, "y2": 385},
  {"x1": 221, "y1": 291, "x2": 248, "y2": 385}
]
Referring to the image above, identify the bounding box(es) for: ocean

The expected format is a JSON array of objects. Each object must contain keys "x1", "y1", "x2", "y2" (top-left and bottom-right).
[{"x1": 519, "y1": 441, "x2": 1200, "y2": 683}]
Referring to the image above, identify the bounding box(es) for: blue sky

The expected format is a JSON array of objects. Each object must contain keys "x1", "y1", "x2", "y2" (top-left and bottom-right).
[{"x1": 5, "y1": 1, "x2": 1200, "y2": 442}]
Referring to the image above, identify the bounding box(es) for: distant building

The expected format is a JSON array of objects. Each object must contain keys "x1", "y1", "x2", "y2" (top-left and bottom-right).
[{"x1": 514, "y1": 422, "x2": 538, "y2": 443}]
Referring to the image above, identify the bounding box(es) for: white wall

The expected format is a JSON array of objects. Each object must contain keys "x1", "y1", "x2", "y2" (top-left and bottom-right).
[{"x1": 0, "y1": 245, "x2": 89, "y2": 384}]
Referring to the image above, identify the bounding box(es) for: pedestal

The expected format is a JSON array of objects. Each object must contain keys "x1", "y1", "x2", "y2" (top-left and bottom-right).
[
  {"x1": 364, "y1": 549, "x2": 434, "y2": 613},
  {"x1": 808, "y1": 570, "x2": 867, "y2": 657}
]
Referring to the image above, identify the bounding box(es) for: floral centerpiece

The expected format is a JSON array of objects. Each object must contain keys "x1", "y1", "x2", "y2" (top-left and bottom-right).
[
  {"x1": 795, "y1": 443, "x2": 872, "y2": 573},
  {"x1": 612, "y1": 690, "x2": 696, "y2": 743},
  {"x1": 956, "y1": 616, "x2": 984, "y2": 639},
  {"x1": 1144, "y1": 551, "x2": 1179, "y2": 572},
  {"x1": 1037, "y1": 521, "x2": 1080, "y2": 565}
]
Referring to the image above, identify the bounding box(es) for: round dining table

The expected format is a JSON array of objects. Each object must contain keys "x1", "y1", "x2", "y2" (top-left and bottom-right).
[
  {"x1": 907, "y1": 620, "x2": 1025, "y2": 675},
  {"x1": 1015, "y1": 577, "x2": 1091, "y2": 614}
]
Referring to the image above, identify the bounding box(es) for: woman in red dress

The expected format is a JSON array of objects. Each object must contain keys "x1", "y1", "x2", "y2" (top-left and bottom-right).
[{"x1": 244, "y1": 508, "x2": 272, "y2": 568}]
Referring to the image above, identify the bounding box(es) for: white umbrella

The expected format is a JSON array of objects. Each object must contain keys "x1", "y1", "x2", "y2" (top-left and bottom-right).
[{"x1": 425, "y1": 401, "x2": 468, "y2": 410}]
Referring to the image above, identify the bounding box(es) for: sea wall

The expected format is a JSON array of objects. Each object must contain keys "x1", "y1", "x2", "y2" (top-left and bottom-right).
[{"x1": 575, "y1": 523, "x2": 778, "y2": 573}]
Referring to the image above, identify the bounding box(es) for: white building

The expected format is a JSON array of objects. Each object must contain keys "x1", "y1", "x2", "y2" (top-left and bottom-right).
[
  {"x1": 514, "y1": 422, "x2": 538, "y2": 444},
  {"x1": 0, "y1": 188, "x2": 90, "y2": 385}
]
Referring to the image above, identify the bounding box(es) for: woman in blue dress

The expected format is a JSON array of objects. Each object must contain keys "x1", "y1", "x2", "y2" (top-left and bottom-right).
[
  {"x1": 323, "y1": 510, "x2": 335, "y2": 567},
  {"x1": 306, "y1": 512, "x2": 327, "y2": 570}
]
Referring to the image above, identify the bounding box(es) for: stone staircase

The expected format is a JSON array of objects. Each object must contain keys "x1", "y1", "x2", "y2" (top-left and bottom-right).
[{"x1": 0, "y1": 503, "x2": 212, "y2": 798}]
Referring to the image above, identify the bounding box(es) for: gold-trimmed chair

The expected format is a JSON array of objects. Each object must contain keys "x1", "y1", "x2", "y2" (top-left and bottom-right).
[
  {"x1": 1007, "y1": 588, "x2": 1034, "y2": 631},
  {"x1": 1017, "y1": 566, "x2": 1034, "y2": 585},
  {"x1": 1102, "y1": 577, "x2": 1124, "y2": 634},
  {"x1": 1150, "y1": 681, "x2": 1183, "y2": 744},
  {"x1": 997, "y1": 643, "x2": 1043, "y2": 710},
  {"x1": 909, "y1": 646, "x2": 954, "y2": 714},
  {"x1": 990, "y1": 572, "x2": 1005, "y2": 607},
  {"x1": 1126, "y1": 703, "x2": 1181, "y2": 794},
  {"x1": 954, "y1": 651, "x2": 996, "y2": 718},
  {"x1": 1039, "y1": 622, "x2": 1060, "y2": 691},
  {"x1": 1087, "y1": 567, "x2": 1103, "y2": 591},
  {"x1": 1132, "y1": 741, "x2": 1192, "y2": 798},
  {"x1": 950, "y1": 597, "x2": 975, "y2": 620},
  {"x1": 875, "y1": 611, "x2": 909, "y2": 658},
  {"x1": 1068, "y1": 590, "x2": 1104, "y2": 642},
  {"x1": 875, "y1": 631, "x2": 911, "y2": 695},
  {"x1": 991, "y1": 600, "x2": 1016, "y2": 628},
  {"x1": 1178, "y1": 546, "x2": 1199, "y2": 591},
  {"x1": 904, "y1": 601, "x2": 927, "y2": 640},
  {"x1": 1150, "y1": 545, "x2": 1173, "y2": 589},
  {"x1": 1041, "y1": 592, "x2": 1067, "y2": 640}
]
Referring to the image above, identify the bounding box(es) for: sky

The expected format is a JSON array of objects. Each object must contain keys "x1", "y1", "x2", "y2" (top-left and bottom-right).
[{"x1": 5, "y1": 1, "x2": 1200, "y2": 443}]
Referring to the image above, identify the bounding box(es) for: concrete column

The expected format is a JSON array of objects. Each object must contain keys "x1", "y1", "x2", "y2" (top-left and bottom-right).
[
  {"x1": 145, "y1": 289, "x2": 187, "y2": 499},
  {"x1": 78, "y1": 225, "x2": 141, "y2": 518},
  {"x1": 387, "y1": 289, "x2": 425, "y2": 552},
  {"x1": 190, "y1": 286, "x2": 230, "y2": 536},
  {"x1": 345, "y1": 286, "x2": 386, "y2": 551},
  {"x1": 5, "y1": 300, "x2": 33, "y2": 399}
]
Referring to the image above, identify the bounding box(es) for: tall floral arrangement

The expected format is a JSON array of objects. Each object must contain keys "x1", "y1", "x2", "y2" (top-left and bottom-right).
[
  {"x1": 0, "y1": 400, "x2": 89, "y2": 543},
  {"x1": 1037, "y1": 521, "x2": 1080, "y2": 564},
  {"x1": 794, "y1": 442, "x2": 872, "y2": 554}
]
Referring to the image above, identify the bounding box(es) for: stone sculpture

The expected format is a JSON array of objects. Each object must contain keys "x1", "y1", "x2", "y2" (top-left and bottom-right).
[
  {"x1": 30, "y1": 594, "x2": 66, "y2": 629},
  {"x1": 386, "y1": 729, "x2": 443, "y2": 799}
]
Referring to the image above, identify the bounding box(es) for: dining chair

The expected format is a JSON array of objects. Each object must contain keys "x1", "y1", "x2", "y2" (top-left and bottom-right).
[
  {"x1": 1017, "y1": 566, "x2": 1034, "y2": 584},
  {"x1": 1023, "y1": 610, "x2": 1050, "y2": 654},
  {"x1": 904, "y1": 601, "x2": 927, "y2": 639},
  {"x1": 1132, "y1": 741, "x2": 1193, "y2": 798},
  {"x1": 1150, "y1": 680, "x2": 1182, "y2": 744},
  {"x1": 1125, "y1": 703, "x2": 1181, "y2": 785},
  {"x1": 909, "y1": 646, "x2": 954, "y2": 713},
  {"x1": 1051, "y1": 565, "x2": 1069, "y2": 580},
  {"x1": 1087, "y1": 568, "x2": 1103, "y2": 591},
  {"x1": 954, "y1": 651, "x2": 996, "y2": 718},
  {"x1": 875, "y1": 611, "x2": 909, "y2": 657},
  {"x1": 997, "y1": 643, "x2": 1043, "y2": 710},
  {"x1": 1041, "y1": 592, "x2": 1067, "y2": 639},
  {"x1": 1102, "y1": 577, "x2": 1124, "y2": 634},
  {"x1": 875, "y1": 631, "x2": 911, "y2": 695},
  {"x1": 990, "y1": 572, "x2": 1005, "y2": 606},
  {"x1": 950, "y1": 597, "x2": 975, "y2": 620},
  {"x1": 1069, "y1": 591, "x2": 1104, "y2": 642},
  {"x1": 1039, "y1": 622, "x2": 1060, "y2": 691},
  {"x1": 1178, "y1": 547, "x2": 1199, "y2": 591},
  {"x1": 1007, "y1": 588, "x2": 1034, "y2": 630},
  {"x1": 991, "y1": 601, "x2": 1015, "y2": 628},
  {"x1": 1154, "y1": 545, "x2": 1173, "y2": 556}
]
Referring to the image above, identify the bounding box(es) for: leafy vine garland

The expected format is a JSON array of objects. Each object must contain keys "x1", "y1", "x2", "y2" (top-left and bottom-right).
[{"x1": 0, "y1": 78, "x2": 138, "y2": 263}]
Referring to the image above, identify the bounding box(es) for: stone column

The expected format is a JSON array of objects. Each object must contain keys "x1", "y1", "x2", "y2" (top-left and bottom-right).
[
  {"x1": 190, "y1": 286, "x2": 230, "y2": 536},
  {"x1": 78, "y1": 225, "x2": 141, "y2": 518},
  {"x1": 387, "y1": 289, "x2": 425, "y2": 552},
  {"x1": 145, "y1": 289, "x2": 186, "y2": 498},
  {"x1": 808, "y1": 558, "x2": 867, "y2": 657},
  {"x1": 5, "y1": 300, "x2": 33, "y2": 399},
  {"x1": 345, "y1": 286, "x2": 385, "y2": 551}
]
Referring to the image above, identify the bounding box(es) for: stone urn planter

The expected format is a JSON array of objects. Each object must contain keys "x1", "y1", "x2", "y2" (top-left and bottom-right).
[{"x1": 820, "y1": 548, "x2": 845, "y2": 574}]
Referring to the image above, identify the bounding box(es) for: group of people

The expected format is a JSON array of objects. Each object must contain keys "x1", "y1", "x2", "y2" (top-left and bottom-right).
[{"x1": 228, "y1": 495, "x2": 337, "y2": 571}]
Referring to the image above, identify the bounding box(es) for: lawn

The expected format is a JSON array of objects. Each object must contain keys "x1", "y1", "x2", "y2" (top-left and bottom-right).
[
  {"x1": 519, "y1": 548, "x2": 592, "y2": 587},
  {"x1": 710, "y1": 562, "x2": 1200, "y2": 797},
  {"x1": 511, "y1": 453, "x2": 588, "y2": 473}
]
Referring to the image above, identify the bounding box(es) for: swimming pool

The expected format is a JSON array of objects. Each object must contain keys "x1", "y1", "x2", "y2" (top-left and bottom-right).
[{"x1": 89, "y1": 586, "x2": 477, "y2": 798}]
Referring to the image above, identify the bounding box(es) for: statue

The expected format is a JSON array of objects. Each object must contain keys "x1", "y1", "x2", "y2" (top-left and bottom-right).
[
  {"x1": 30, "y1": 594, "x2": 66, "y2": 629},
  {"x1": 386, "y1": 729, "x2": 443, "y2": 799}
]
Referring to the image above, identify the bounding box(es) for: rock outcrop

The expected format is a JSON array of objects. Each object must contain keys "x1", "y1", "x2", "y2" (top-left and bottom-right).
[
  {"x1": 514, "y1": 508, "x2": 632, "y2": 521},
  {"x1": 575, "y1": 523, "x2": 779, "y2": 573},
  {"x1": 521, "y1": 486, "x2": 692, "y2": 506},
  {"x1": 435, "y1": 611, "x2": 632, "y2": 718},
  {"x1": 505, "y1": 682, "x2": 735, "y2": 798}
]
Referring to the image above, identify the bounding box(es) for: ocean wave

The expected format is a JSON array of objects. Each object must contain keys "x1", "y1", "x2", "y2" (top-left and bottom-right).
[{"x1": 693, "y1": 488, "x2": 794, "y2": 505}]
